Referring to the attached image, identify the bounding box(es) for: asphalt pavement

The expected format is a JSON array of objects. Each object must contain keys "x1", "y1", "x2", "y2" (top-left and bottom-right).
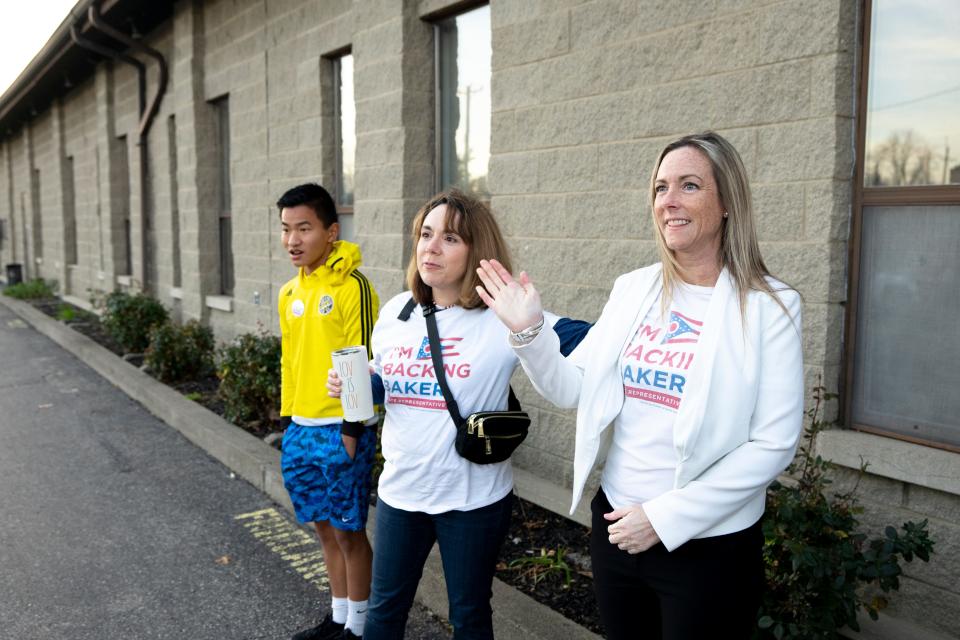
[{"x1": 0, "y1": 300, "x2": 448, "y2": 640}]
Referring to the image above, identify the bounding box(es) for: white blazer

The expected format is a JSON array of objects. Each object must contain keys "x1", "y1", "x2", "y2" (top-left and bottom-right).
[{"x1": 515, "y1": 264, "x2": 804, "y2": 551}]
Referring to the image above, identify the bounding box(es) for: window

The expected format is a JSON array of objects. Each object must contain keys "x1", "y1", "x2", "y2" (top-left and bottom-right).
[
  {"x1": 167, "y1": 115, "x2": 181, "y2": 288},
  {"x1": 117, "y1": 135, "x2": 132, "y2": 276},
  {"x1": 847, "y1": 0, "x2": 960, "y2": 450},
  {"x1": 211, "y1": 96, "x2": 234, "y2": 297},
  {"x1": 31, "y1": 167, "x2": 42, "y2": 260},
  {"x1": 64, "y1": 156, "x2": 77, "y2": 266},
  {"x1": 435, "y1": 4, "x2": 491, "y2": 198},
  {"x1": 333, "y1": 53, "x2": 356, "y2": 241}
]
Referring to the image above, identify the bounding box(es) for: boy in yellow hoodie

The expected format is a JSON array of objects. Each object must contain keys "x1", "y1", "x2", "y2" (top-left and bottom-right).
[{"x1": 277, "y1": 184, "x2": 379, "y2": 640}]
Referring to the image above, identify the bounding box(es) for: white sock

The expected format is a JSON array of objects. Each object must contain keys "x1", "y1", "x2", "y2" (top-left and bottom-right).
[
  {"x1": 346, "y1": 598, "x2": 368, "y2": 636},
  {"x1": 331, "y1": 596, "x2": 348, "y2": 625}
]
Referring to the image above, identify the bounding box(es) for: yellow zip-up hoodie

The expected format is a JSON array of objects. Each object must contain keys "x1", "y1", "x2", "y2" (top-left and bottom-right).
[{"x1": 278, "y1": 240, "x2": 379, "y2": 423}]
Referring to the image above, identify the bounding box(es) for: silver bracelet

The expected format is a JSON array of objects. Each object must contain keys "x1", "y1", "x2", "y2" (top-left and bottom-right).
[{"x1": 509, "y1": 316, "x2": 545, "y2": 346}]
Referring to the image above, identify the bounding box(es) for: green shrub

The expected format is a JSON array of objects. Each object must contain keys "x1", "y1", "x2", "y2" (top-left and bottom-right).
[
  {"x1": 3, "y1": 278, "x2": 56, "y2": 299},
  {"x1": 756, "y1": 384, "x2": 935, "y2": 640},
  {"x1": 99, "y1": 291, "x2": 168, "y2": 353},
  {"x1": 56, "y1": 304, "x2": 76, "y2": 322},
  {"x1": 217, "y1": 330, "x2": 281, "y2": 426},
  {"x1": 145, "y1": 320, "x2": 215, "y2": 383}
]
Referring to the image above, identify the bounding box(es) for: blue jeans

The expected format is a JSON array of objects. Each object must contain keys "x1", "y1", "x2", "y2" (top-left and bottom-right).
[{"x1": 364, "y1": 493, "x2": 513, "y2": 640}]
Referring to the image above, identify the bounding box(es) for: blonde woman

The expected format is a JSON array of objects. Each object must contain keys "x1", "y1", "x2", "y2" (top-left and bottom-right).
[{"x1": 477, "y1": 132, "x2": 804, "y2": 639}]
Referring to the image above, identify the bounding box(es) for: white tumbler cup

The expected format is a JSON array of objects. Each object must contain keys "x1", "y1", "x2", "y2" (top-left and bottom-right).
[{"x1": 331, "y1": 346, "x2": 374, "y2": 422}]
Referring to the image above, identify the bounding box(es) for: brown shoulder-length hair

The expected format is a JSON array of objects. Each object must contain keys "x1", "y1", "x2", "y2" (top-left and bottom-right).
[{"x1": 405, "y1": 189, "x2": 513, "y2": 310}]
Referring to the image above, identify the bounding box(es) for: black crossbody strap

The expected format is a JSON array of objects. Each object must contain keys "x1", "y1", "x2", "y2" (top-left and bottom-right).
[
  {"x1": 398, "y1": 296, "x2": 418, "y2": 321},
  {"x1": 423, "y1": 303, "x2": 465, "y2": 427}
]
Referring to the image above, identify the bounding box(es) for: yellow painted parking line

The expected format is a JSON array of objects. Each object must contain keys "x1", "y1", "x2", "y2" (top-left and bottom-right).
[{"x1": 236, "y1": 507, "x2": 329, "y2": 590}]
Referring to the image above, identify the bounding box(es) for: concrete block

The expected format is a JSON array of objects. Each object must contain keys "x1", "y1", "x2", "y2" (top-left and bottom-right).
[
  {"x1": 827, "y1": 466, "x2": 906, "y2": 506},
  {"x1": 356, "y1": 92, "x2": 404, "y2": 133},
  {"x1": 354, "y1": 17, "x2": 404, "y2": 63},
  {"x1": 512, "y1": 238, "x2": 633, "y2": 288},
  {"x1": 492, "y1": 12, "x2": 570, "y2": 70},
  {"x1": 811, "y1": 52, "x2": 857, "y2": 118},
  {"x1": 487, "y1": 151, "x2": 540, "y2": 196},
  {"x1": 816, "y1": 430, "x2": 960, "y2": 498},
  {"x1": 804, "y1": 179, "x2": 852, "y2": 242},
  {"x1": 802, "y1": 301, "x2": 845, "y2": 367},
  {"x1": 512, "y1": 445, "x2": 572, "y2": 489},
  {"x1": 595, "y1": 138, "x2": 671, "y2": 193},
  {"x1": 314, "y1": 11, "x2": 354, "y2": 55},
  {"x1": 492, "y1": 63, "x2": 543, "y2": 112},
  {"x1": 756, "y1": 118, "x2": 852, "y2": 183},
  {"x1": 525, "y1": 407, "x2": 577, "y2": 459},
  {"x1": 537, "y1": 47, "x2": 625, "y2": 105},
  {"x1": 356, "y1": 128, "x2": 405, "y2": 168},
  {"x1": 354, "y1": 58, "x2": 404, "y2": 100},
  {"x1": 763, "y1": 240, "x2": 846, "y2": 304},
  {"x1": 537, "y1": 145, "x2": 598, "y2": 193},
  {"x1": 491, "y1": 194, "x2": 566, "y2": 239},
  {"x1": 353, "y1": 197, "x2": 408, "y2": 235},
  {"x1": 907, "y1": 485, "x2": 960, "y2": 526},
  {"x1": 569, "y1": 0, "x2": 704, "y2": 49},
  {"x1": 490, "y1": 110, "x2": 518, "y2": 154},
  {"x1": 853, "y1": 502, "x2": 960, "y2": 597},
  {"x1": 753, "y1": 182, "x2": 805, "y2": 241},
  {"x1": 563, "y1": 190, "x2": 649, "y2": 241}
]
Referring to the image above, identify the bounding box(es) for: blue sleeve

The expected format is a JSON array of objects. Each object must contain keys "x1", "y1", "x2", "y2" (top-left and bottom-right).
[
  {"x1": 371, "y1": 373, "x2": 385, "y2": 405},
  {"x1": 552, "y1": 318, "x2": 593, "y2": 357}
]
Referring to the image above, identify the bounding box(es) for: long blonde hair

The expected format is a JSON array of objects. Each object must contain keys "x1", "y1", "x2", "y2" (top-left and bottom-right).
[{"x1": 649, "y1": 131, "x2": 792, "y2": 317}]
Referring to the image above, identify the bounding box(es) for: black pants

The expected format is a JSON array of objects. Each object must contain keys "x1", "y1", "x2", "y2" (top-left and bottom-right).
[{"x1": 590, "y1": 489, "x2": 763, "y2": 640}]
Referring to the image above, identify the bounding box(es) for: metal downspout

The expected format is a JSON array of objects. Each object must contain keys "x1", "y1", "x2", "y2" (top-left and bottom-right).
[
  {"x1": 86, "y1": 4, "x2": 169, "y2": 294},
  {"x1": 69, "y1": 25, "x2": 146, "y2": 120},
  {"x1": 87, "y1": 4, "x2": 168, "y2": 141}
]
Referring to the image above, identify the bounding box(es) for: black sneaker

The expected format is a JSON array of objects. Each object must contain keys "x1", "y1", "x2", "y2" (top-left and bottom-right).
[
  {"x1": 341, "y1": 629, "x2": 362, "y2": 639},
  {"x1": 291, "y1": 614, "x2": 344, "y2": 640}
]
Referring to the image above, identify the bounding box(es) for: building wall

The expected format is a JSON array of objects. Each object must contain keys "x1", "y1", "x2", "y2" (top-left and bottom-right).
[{"x1": 0, "y1": 1, "x2": 956, "y2": 635}]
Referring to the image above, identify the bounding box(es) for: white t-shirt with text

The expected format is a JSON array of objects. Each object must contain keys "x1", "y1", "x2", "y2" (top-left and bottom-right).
[
  {"x1": 372, "y1": 294, "x2": 521, "y2": 514},
  {"x1": 601, "y1": 283, "x2": 713, "y2": 510}
]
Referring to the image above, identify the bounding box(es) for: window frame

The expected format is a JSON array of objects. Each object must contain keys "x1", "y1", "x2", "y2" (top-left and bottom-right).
[
  {"x1": 332, "y1": 51, "x2": 354, "y2": 217},
  {"x1": 211, "y1": 95, "x2": 234, "y2": 298},
  {"x1": 844, "y1": 0, "x2": 960, "y2": 453},
  {"x1": 432, "y1": 2, "x2": 491, "y2": 198}
]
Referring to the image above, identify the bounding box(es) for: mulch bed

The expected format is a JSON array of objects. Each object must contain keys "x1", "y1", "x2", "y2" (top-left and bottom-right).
[
  {"x1": 497, "y1": 496, "x2": 602, "y2": 635},
  {"x1": 17, "y1": 293, "x2": 605, "y2": 637}
]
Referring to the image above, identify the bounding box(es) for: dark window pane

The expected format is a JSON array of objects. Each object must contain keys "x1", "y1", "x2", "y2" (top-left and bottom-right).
[
  {"x1": 852, "y1": 204, "x2": 960, "y2": 446},
  {"x1": 219, "y1": 216, "x2": 234, "y2": 297}
]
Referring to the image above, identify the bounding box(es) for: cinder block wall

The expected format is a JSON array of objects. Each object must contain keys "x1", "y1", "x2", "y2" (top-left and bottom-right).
[{"x1": 0, "y1": 1, "x2": 957, "y2": 635}]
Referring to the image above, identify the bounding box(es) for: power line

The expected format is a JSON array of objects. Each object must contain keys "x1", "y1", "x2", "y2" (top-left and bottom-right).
[{"x1": 873, "y1": 83, "x2": 960, "y2": 111}]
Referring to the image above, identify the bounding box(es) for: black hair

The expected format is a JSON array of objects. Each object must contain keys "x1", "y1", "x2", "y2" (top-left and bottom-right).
[{"x1": 276, "y1": 183, "x2": 338, "y2": 228}]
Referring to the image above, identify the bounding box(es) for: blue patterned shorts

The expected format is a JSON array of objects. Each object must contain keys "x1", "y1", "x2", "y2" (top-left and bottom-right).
[{"x1": 281, "y1": 423, "x2": 376, "y2": 531}]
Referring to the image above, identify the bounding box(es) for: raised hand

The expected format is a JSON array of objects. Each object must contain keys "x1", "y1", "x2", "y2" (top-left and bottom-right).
[{"x1": 475, "y1": 259, "x2": 544, "y2": 333}]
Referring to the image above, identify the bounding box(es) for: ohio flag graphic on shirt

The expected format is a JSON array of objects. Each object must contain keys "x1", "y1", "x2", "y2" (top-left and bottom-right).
[
  {"x1": 416, "y1": 336, "x2": 462, "y2": 359},
  {"x1": 622, "y1": 309, "x2": 703, "y2": 412},
  {"x1": 662, "y1": 311, "x2": 702, "y2": 344}
]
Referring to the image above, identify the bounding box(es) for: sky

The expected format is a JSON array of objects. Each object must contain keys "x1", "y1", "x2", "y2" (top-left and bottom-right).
[
  {"x1": 865, "y1": 0, "x2": 960, "y2": 182},
  {"x1": 0, "y1": 0, "x2": 79, "y2": 97}
]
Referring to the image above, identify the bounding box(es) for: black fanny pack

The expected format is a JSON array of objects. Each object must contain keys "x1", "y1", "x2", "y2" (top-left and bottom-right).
[{"x1": 398, "y1": 297, "x2": 530, "y2": 464}]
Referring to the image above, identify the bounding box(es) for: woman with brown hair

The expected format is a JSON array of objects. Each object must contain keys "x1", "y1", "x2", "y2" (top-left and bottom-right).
[{"x1": 330, "y1": 188, "x2": 553, "y2": 640}]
